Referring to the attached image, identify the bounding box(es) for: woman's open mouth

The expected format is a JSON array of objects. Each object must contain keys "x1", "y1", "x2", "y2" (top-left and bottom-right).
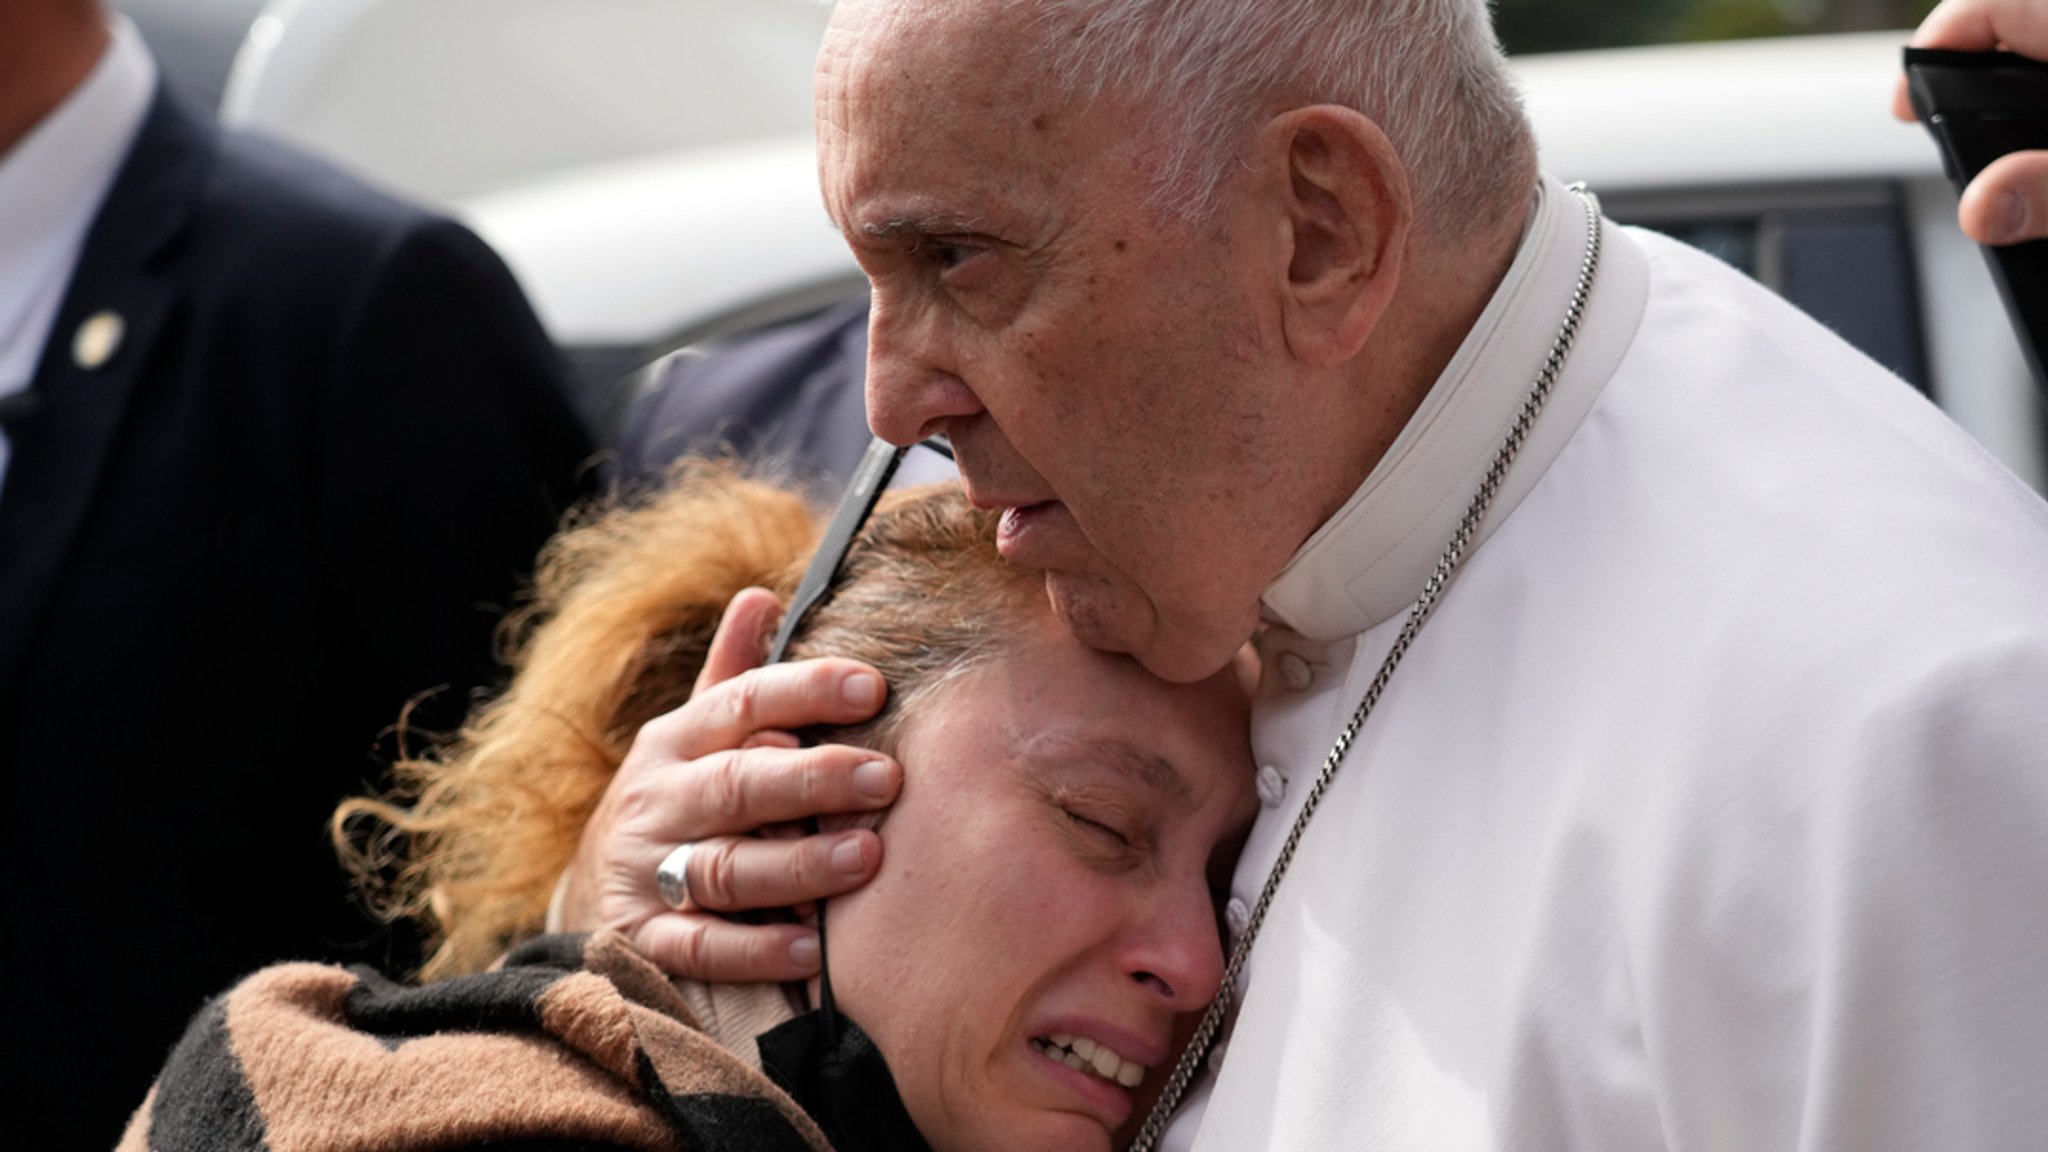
[{"x1": 1030, "y1": 1032, "x2": 1148, "y2": 1089}]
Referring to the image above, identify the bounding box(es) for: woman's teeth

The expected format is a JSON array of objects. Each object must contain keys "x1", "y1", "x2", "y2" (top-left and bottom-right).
[{"x1": 1033, "y1": 1033, "x2": 1147, "y2": 1088}]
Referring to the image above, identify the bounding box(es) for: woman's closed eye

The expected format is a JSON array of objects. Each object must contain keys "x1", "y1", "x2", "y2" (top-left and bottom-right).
[
  {"x1": 1061, "y1": 805, "x2": 1132, "y2": 847},
  {"x1": 1032, "y1": 748, "x2": 1178, "y2": 864}
]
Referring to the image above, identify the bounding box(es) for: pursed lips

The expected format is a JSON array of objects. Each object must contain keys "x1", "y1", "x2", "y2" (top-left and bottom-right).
[
  {"x1": 949, "y1": 447, "x2": 1052, "y2": 517},
  {"x1": 956, "y1": 469, "x2": 1049, "y2": 515},
  {"x1": 945, "y1": 444, "x2": 1073, "y2": 557}
]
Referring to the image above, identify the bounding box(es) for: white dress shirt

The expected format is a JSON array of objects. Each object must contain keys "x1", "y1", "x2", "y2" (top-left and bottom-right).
[
  {"x1": 0, "y1": 15, "x2": 155, "y2": 499},
  {"x1": 1166, "y1": 177, "x2": 2048, "y2": 1151}
]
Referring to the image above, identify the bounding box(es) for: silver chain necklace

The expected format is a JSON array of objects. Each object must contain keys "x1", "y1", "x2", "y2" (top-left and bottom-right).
[{"x1": 1126, "y1": 184, "x2": 1604, "y2": 1152}]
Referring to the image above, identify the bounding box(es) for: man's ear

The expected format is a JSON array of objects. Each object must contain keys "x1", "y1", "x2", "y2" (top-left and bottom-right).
[{"x1": 1257, "y1": 106, "x2": 1412, "y2": 367}]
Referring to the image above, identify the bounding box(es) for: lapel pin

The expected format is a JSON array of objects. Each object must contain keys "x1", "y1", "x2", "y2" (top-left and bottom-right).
[{"x1": 73, "y1": 310, "x2": 126, "y2": 371}]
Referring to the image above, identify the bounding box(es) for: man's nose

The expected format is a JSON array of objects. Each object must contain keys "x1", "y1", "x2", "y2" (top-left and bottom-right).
[{"x1": 863, "y1": 294, "x2": 984, "y2": 445}]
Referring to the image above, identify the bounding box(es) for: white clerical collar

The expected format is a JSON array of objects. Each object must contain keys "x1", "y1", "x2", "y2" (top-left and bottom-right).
[
  {"x1": 1260, "y1": 175, "x2": 1651, "y2": 642},
  {"x1": 0, "y1": 13, "x2": 157, "y2": 373}
]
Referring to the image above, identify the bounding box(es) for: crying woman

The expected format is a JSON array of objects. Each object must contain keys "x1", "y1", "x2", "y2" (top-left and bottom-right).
[{"x1": 121, "y1": 467, "x2": 1256, "y2": 1152}]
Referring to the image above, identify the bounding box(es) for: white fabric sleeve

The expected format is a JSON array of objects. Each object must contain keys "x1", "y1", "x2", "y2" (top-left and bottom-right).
[{"x1": 1642, "y1": 637, "x2": 2048, "y2": 1151}]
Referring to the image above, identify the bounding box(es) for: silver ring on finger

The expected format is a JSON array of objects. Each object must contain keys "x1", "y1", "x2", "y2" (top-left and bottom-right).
[{"x1": 655, "y1": 841, "x2": 697, "y2": 910}]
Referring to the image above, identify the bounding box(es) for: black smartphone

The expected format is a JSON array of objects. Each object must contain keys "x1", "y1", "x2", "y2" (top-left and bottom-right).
[
  {"x1": 1904, "y1": 47, "x2": 2048, "y2": 391},
  {"x1": 764, "y1": 436, "x2": 907, "y2": 665}
]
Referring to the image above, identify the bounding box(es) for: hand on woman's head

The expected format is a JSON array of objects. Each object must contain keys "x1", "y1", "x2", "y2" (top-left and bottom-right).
[{"x1": 559, "y1": 588, "x2": 904, "y2": 982}]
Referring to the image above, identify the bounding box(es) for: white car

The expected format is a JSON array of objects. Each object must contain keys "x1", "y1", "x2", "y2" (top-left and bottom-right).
[{"x1": 216, "y1": 0, "x2": 2045, "y2": 491}]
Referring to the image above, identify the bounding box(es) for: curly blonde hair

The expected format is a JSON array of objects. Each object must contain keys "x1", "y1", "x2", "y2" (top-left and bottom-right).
[{"x1": 335, "y1": 463, "x2": 1041, "y2": 979}]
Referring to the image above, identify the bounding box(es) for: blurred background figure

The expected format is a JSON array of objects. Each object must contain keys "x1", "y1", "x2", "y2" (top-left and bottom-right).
[{"x1": 0, "y1": 1, "x2": 590, "y2": 1145}]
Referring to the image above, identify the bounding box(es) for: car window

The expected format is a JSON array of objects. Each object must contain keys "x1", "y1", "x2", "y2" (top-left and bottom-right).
[{"x1": 1607, "y1": 183, "x2": 1929, "y2": 391}]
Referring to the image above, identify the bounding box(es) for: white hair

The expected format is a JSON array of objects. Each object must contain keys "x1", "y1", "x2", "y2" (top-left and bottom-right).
[{"x1": 1021, "y1": 0, "x2": 1534, "y2": 242}]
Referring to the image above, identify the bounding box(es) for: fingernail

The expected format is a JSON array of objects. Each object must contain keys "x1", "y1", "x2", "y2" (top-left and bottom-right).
[
  {"x1": 831, "y1": 835, "x2": 868, "y2": 875},
  {"x1": 842, "y1": 671, "x2": 883, "y2": 708},
  {"x1": 789, "y1": 934, "x2": 820, "y2": 970},
  {"x1": 1990, "y1": 190, "x2": 2028, "y2": 245},
  {"x1": 853, "y1": 758, "x2": 895, "y2": 803}
]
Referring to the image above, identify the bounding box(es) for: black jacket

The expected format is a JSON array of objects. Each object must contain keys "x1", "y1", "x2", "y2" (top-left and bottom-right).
[{"x1": 0, "y1": 88, "x2": 591, "y2": 1147}]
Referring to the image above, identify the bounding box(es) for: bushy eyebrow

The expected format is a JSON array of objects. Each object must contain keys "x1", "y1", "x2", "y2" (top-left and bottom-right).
[{"x1": 861, "y1": 211, "x2": 988, "y2": 242}]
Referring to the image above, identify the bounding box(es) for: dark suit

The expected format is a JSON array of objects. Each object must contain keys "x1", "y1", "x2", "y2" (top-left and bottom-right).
[{"x1": 0, "y1": 88, "x2": 590, "y2": 1145}]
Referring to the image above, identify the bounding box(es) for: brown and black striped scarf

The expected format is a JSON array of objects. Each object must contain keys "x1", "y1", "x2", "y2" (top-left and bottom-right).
[{"x1": 118, "y1": 932, "x2": 839, "y2": 1152}]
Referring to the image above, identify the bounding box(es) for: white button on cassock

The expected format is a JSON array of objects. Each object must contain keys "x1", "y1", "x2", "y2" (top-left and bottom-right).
[
  {"x1": 1255, "y1": 764, "x2": 1287, "y2": 807},
  {"x1": 1207, "y1": 1040, "x2": 1229, "y2": 1074},
  {"x1": 1276, "y1": 651, "x2": 1314, "y2": 690},
  {"x1": 1224, "y1": 896, "x2": 1250, "y2": 938}
]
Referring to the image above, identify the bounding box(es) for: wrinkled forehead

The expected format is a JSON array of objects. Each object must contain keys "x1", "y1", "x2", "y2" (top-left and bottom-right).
[
  {"x1": 818, "y1": 0, "x2": 1072, "y2": 136},
  {"x1": 816, "y1": 0, "x2": 1154, "y2": 238}
]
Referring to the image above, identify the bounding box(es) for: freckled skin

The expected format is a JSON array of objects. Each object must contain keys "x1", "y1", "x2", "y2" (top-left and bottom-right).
[
  {"x1": 825, "y1": 619, "x2": 1257, "y2": 1152},
  {"x1": 817, "y1": 0, "x2": 1373, "y2": 683}
]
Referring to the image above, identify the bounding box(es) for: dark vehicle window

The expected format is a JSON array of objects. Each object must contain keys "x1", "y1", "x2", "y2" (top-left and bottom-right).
[{"x1": 1607, "y1": 185, "x2": 1929, "y2": 391}]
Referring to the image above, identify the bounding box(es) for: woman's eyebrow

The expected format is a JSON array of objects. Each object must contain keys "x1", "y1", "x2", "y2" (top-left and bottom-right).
[{"x1": 1031, "y1": 734, "x2": 1192, "y2": 806}]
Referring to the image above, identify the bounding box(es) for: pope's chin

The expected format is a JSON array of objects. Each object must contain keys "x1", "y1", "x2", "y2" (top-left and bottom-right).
[
  {"x1": 1047, "y1": 575, "x2": 1247, "y2": 685},
  {"x1": 1043, "y1": 571, "x2": 1150, "y2": 658}
]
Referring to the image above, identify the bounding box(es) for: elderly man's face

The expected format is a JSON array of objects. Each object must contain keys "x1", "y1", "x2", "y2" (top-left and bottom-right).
[{"x1": 819, "y1": 0, "x2": 1340, "y2": 683}]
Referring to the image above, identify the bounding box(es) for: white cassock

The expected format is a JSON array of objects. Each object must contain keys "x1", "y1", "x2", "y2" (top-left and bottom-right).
[{"x1": 1165, "y1": 176, "x2": 2048, "y2": 1151}]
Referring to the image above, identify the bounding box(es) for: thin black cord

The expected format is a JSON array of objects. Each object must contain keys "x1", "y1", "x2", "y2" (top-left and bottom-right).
[
  {"x1": 765, "y1": 437, "x2": 906, "y2": 1047},
  {"x1": 805, "y1": 819, "x2": 841, "y2": 1046}
]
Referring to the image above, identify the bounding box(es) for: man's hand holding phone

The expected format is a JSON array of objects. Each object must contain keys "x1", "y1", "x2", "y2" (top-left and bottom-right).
[{"x1": 1894, "y1": 0, "x2": 2048, "y2": 246}]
